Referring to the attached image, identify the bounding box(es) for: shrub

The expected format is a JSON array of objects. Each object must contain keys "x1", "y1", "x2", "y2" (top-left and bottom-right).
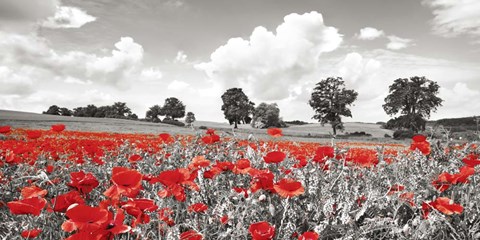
[
  {"x1": 393, "y1": 129, "x2": 415, "y2": 140},
  {"x1": 199, "y1": 126, "x2": 208, "y2": 130},
  {"x1": 161, "y1": 118, "x2": 185, "y2": 127},
  {"x1": 384, "y1": 133, "x2": 392, "y2": 138},
  {"x1": 346, "y1": 131, "x2": 372, "y2": 137}
]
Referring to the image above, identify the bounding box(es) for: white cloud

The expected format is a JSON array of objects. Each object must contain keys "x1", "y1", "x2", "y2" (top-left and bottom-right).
[
  {"x1": 357, "y1": 27, "x2": 385, "y2": 40},
  {"x1": 423, "y1": 0, "x2": 480, "y2": 41},
  {"x1": 141, "y1": 67, "x2": 163, "y2": 81},
  {"x1": 337, "y1": 52, "x2": 382, "y2": 99},
  {"x1": 174, "y1": 51, "x2": 188, "y2": 64},
  {"x1": 0, "y1": 66, "x2": 35, "y2": 95},
  {"x1": 0, "y1": 0, "x2": 57, "y2": 22},
  {"x1": 386, "y1": 35, "x2": 414, "y2": 50},
  {"x1": 164, "y1": 0, "x2": 184, "y2": 8},
  {"x1": 196, "y1": 11, "x2": 343, "y2": 101},
  {"x1": 167, "y1": 80, "x2": 190, "y2": 91},
  {"x1": 42, "y1": 6, "x2": 96, "y2": 29}
]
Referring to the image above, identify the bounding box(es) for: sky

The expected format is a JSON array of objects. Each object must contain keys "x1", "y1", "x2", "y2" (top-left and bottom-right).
[{"x1": 1, "y1": 0, "x2": 479, "y2": 123}]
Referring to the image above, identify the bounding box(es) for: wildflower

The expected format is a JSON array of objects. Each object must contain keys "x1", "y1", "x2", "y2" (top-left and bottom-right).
[
  {"x1": 25, "y1": 130, "x2": 42, "y2": 140},
  {"x1": 273, "y1": 178, "x2": 305, "y2": 198},
  {"x1": 0, "y1": 125, "x2": 12, "y2": 134},
  {"x1": 50, "y1": 191, "x2": 85, "y2": 213},
  {"x1": 21, "y1": 185, "x2": 47, "y2": 199},
  {"x1": 410, "y1": 134, "x2": 430, "y2": 155},
  {"x1": 128, "y1": 154, "x2": 143, "y2": 163},
  {"x1": 249, "y1": 221, "x2": 275, "y2": 240},
  {"x1": 8, "y1": 197, "x2": 47, "y2": 216},
  {"x1": 180, "y1": 230, "x2": 203, "y2": 240},
  {"x1": 51, "y1": 124, "x2": 66, "y2": 132},
  {"x1": 21, "y1": 229, "x2": 42, "y2": 238},
  {"x1": 298, "y1": 231, "x2": 319, "y2": 240},
  {"x1": 62, "y1": 204, "x2": 109, "y2": 233},
  {"x1": 263, "y1": 151, "x2": 286, "y2": 164},
  {"x1": 188, "y1": 203, "x2": 208, "y2": 213},
  {"x1": 68, "y1": 171, "x2": 99, "y2": 195},
  {"x1": 267, "y1": 128, "x2": 283, "y2": 137},
  {"x1": 104, "y1": 167, "x2": 142, "y2": 199}
]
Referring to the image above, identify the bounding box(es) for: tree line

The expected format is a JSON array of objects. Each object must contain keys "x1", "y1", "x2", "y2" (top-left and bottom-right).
[{"x1": 44, "y1": 75, "x2": 443, "y2": 134}]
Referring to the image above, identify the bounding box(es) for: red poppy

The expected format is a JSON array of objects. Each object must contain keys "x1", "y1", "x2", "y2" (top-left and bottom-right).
[
  {"x1": 298, "y1": 231, "x2": 319, "y2": 240},
  {"x1": 213, "y1": 161, "x2": 234, "y2": 171},
  {"x1": 250, "y1": 170, "x2": 275, "y2": 193},
  {"x1": 273, "y1": 179, "x2": 305, "y2": 198},
  {"x1": 180, "y1": 230, "x2": 203, "y2": 240},
  {"x1": 0, "y1": 125, "x2": 11, "y2": 134},
  {"x1": 68, "y1": 171, "x2": 99, "y2": 195},
  {"x1": 201, "y1": 134, "x2": 220, "y2": 144},
  {"x1": 429, "y1": 197, "x2": 463, "y2": 215},
  {"x1": 158, "y1": 207, "x2": 175, "y2": 226},
  {"x1": 155, "y1": 168, "x2": 198, "y2": 202},
  {"x1": 25, "y1": 130, "x2": 42, "y2": 140},
  {"x1": 313, "y1": 146, "x2": 334, "y2": 163},
  {"x1": 21, "y1": 229, "x2": 42, "y2": 238},
  {"x1": 95, "y1": 208, "x2": 131, "y2": 239},
  {"x1": 51, "y1": 124, "x2": 66, "y2": 132},
  {"x1": 128, "y1": 154, "x2": 143, "y2": 163},
  {"x1": 189, "y1": 155, "x2": 211, "y2": 169},
  {"x1": 62, "y1": 204, "x2": 109, "y2": 233},
  {"x1": 21, "y1": 185, "x2": 47, "y2": 199},
  {"x1": 50, "y1": 191, "x2": 85, "y2": 212},
  {"x1": 462, "y1": 154, "x2": 480, "y2": 167},
  {"x1": 8, "y1": 197, "x2": 47, "y2": 216},
  {"x1": 46, "y1": 165, "x2": 54, "y2": 173},
  {"x1": 387, "y1": 184, "x2": 405, "y2": 195},
  {"x1": 122, "y1": 198, "x2": 158, "y2": 226},
  {"x1": 249, "y1": 221, "x2": 275, "y2": 240},
  {"x1": 233, "y1": 158, "x2": 251, "y2": 174},
  {"x1": 188, "y1": 203, "x2": 208, "y2": 213},
  {"x1": 399, "y1": 192, "x2": 415, "y2": 207},
  {"x1": 104, "y1": 167, "x2": 143, "y2": 199},
  {"x1": 346, "y1": 148, "x2": 378, "y2": 167},
  {"x1": 203, "y1": 167, "x2": 222, "y2": 179},
  {"x1": 267, "y1": 128, "x2": 283, "y2": 137},
  {"x1": 263, "y1": 151, "x2": 286, "y2": 164},
  {"x1": 206, "y1": 128, "x2": 215, "y2": 135},
  {"x1": 410, "y1": 135, "x2": 430, "y2": 155},
  {"x1": 159, "y1": 133, "x2": 173, "y2": 143},
  {"x1": 220, "y1": 215, "x2": 229, "y2": 225}
]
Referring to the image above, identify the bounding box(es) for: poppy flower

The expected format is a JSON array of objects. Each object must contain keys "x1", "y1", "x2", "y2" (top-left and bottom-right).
[
  {"x1": 155, "y1": 168, "x2": 198, "y2": 202},
  {"x1": 220, "y1": 215, "x2": 229, "y2": 225},
  {"x1": 298, "y1": 231, "x2": 319, "y2": 240},
  {"x1": 159, "y1": 133, "x2": 173, "y2": 143},
  {"x1": 206, "y1": 128, "x2": 215, "y2": 135},
  {"x1": 410, "y1": 135, "x2": 430, "y2": 155},
  {"x1": 203, "y1": 167, "x2": 222, "y2": 179},
  {"x1": 188, "y1": 203, "x2": 208, "y2": 213},
  {"x1": 250, "y1": 170, "x2": 275, "y2": 193},
  {"x1": 213, "y1": 161, "x2": 234, "y2": 171},
  {"x1": 68, "y1": 171, "x2": 99, "y2": 195},
  {"x1": 399, "y1": 192, "x2": 415, "y2": 207},
  {"x1": 21, "y1": 229, "x2": 42, "y2": 238},
  {"x1": 62, "y1": 204, "x2": 109, "y2": 233},
  {"x1": 25, "y1": 130, "x2": 42, "y2": 140},
  {"x1": 462, "y1": 154, "x2": 480, "y2": 167},
  {"x1": 122, "y1": 198, "x2": 158, "y2": 226},
  {"x1": 0, "y1": 125, "x2": 11, "y2": 134},
  {"x1": 95, "y1": 208, "x2": 131, "y2": 239},
  {"x1": 21, "y1": 186, "x2": 47, "y2": 199},
  {"x1": 46, "y1": 165, "x2": 54, "y2": 173},
  {"x1": 263, "y1": 151, "x2": 286, "y2": 164},
  {"x1": 51, "y1": 124, "x2": 66, "y2": 132},
  {"x1": 346, "y1": 148, "x2": 378, "y2": 167},
  {"x1": 201, "y1": 134, "x2": 220, "y2": 144},
  {"x1": 387, "y1": 184, "x2": 405, "y2": 195},
  {"x1": 233, "y1": 158, "x2": 251, "y2": 174},
  {"x1": 128, "y1": 154, "x2": 143, "y2": 163},
  {"x1": 429, "y1": 197, "x2": 463, "y2": 215},
  {"x1": 313, "y1": 146, "x2": 334, "y2": 163},
  {"x1": 180, "y1": 230, "x2": 203, "y2": 240},
  {"x1": 8, "y1": 197, "x2": 47, "y2": 216},
  {"x1": 50, "y1": 191, "x2": 85, "y2": 213},
  {"x1": 267, "y1": 128, "x2": 282, "y2": 137},
  {"x1": 273, "y1": 179, "x2": 305, "y2": 198},
  {"x1": 158, "y1": 208, "x2": 175, "y2": 226},
  {"x1": 189, "y1": 155, "x2": 211, "y2": 169},
  {"x1": 104, "y1": 167, "x2": 142, "y2": 199},
  {"x1": 249, "y1": 221, "x2": 275, "y2": 240}
]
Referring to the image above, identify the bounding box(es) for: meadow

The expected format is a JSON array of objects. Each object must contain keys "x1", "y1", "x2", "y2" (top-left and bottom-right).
[{"x1": 1, "y1": 113, "x2": 479, "y2": 239}]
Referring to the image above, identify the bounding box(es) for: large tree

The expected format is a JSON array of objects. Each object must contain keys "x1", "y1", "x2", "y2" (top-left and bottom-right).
[
  {"x1": 185, "y1": 112, "x2": 196, "y2": 127},
  {"x1": 43, "y1": 105, "x2": 61, "y2": 115},
  {"x1": 251, "y1": 102, "x2": 282, "y2": 128},
  {"x1": 161, "y1": 97, "x2": 186, "y2": 120},
  {"x1": 111, "y1": 102, "x2": 132, "y2": 118},
  {"x1": 221, "y1": 88, "x2": 255, "y2": 129},
  {"x1": 383, "y1": 76, "x2": 443, "y2": 133},
  {"x1": 309, "y1": 77, "x2": 358, "y2": 135},
  {"x1": 146, "y1": 105, "x2": 163, "y2": 122}
]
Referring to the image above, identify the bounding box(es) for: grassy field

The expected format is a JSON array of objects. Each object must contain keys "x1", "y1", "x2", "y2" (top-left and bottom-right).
[{"x1": 0, "y1": 109, "x2": 397, "y2": 143}]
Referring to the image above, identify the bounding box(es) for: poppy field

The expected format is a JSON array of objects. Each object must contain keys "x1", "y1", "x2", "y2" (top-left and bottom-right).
[{"x1": 0, "y1": 125, "x2": 479, "y2": 239}]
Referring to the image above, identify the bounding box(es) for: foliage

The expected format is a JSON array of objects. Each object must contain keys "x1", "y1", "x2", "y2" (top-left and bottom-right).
[
  {"x1": 160, "y1": 97, "x2": 186, "y2": 120},
  {"x1": 384, "y1": 115, "x2": 427, "y2": 131},
  {"x1": 185, "y1": 112, "x2": 196, "y2": 126},
  {"x1": 146, "y1": 105, "x2": 163, "y2": 122},
  {"x1": 161, "y1": 118, "x2": 186, "y2": 127},
  {"x1": 284, "y1": 120, "x2": 309, "y2": 125},
  {"x1": 221, "y1": 88, "x2": 255, "y2": 128},
  {"x1": 383, "y1": 76, "x2": 443, "y2": 133},
  {"x1": 59, "y1": 108, "x2": 73, "y2": 116},
  {"x1": 72, "y1": 103, "x2": 135, "y2": 119},
  {"x1": 251, "y1": 103, "x2": 284, "y2": 128},
  {"x1": 43, "y1": 105, "x2": 61, "y2": 115},
  {"x1": 309, "y1": 77, "x2": 358, "y2": 135},
  {"x1": 393, "y1": 129, "x2": 415, "y2": 140}
]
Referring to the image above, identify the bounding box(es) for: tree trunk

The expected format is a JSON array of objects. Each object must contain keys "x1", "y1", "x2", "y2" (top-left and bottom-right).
[
  {"x1": 234, "y1": 118, "x2": 238, "y2": 129},
  {"x1": 332, "y1": 124, "x2": 337, "y2": 136}
]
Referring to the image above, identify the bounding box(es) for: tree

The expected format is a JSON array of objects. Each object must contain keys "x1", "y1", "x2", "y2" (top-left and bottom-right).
[
  {"x1": 146, "y1": 105, "x2": 163, "y2": 122},
  {"x1": 185, "y1": 112, "x2": 196, "y2": 126},
  {"x1": 309, "y1": 77, "x2": 358, "y2": 135},
  {"x1": 221, "y1": 88, "x2": 255, "y2": 129},
  {"x1": 251, "y1": 102, "x2": 282, "y2": 128},
  {"x1": 59, "y1": 107, "x2": 73, "y2": 116},
  {"x1": 111, "y1": 102, "x2": 132, "y2": 118},
  {"x1": 383, "y1": 76, "x2": 443, "y2": 133},
  {"x1": 94, "y1": 106, "x2": 114, "y2": 118},
  {"x1": 161, "y1": 97, "x2": 186, "y2": 120},
  {"x1": 43, "y1": 105, "x2": 60, "y2": 115}
]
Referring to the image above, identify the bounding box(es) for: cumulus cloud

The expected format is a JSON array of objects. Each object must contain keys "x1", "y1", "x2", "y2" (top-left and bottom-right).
[
  {"x1": 357, "y1": 27, "x2": 385, "y2": 40},
  {"x1": 0, "y1": 66, "x2": 35, "y2": 95},
  {"x1": 423, "y1": 0, "x2": 480, "y2": 41},
  {"x1": 0, "y1": 0, "x2": 57, "y2": 22},
  {"x1": 196, "y1": 11, "x2": 343, "y2": 101},
  {"x1": 337, "y1": 52, "x2": 382, "y2": 99},
  {"x1": 167, "y1": 80, "x2": 190, "y2": 91},
  {"x1": 174, "y1": 51, "x2": 188, "y2": 64},
  {"x1": 386, "y1": 35, "x2": 414, "y2": 50},
  {"x1": 42, "y1": 6, "x2": 96, "y2": 29}
]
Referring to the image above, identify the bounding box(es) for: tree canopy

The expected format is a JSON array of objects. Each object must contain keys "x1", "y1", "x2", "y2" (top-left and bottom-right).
[
  {"x1": 185, "y1": 112, "x2": 196, "y2": 126},
  {"x1": 383, "y1": 76, "x2": 443, "y2": 132},
  {"x1": 221, "y1": 88, "x2": 255, "y2": 129},
  {"x1": 43, "y1": 105, "x2": 61, "y2": 115},
  {"x1": 309, "y1": 77, "x2": 358, "y2": 135},
  {"x1": 161, "y1": 97, "x2": 186, "y2": 120},
  {"x1": 146, "y1": 105, "x2": 163, "y2": 122},
  {"x1": 251, "y1": 102, "x2": 283, "y2": 128}
]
